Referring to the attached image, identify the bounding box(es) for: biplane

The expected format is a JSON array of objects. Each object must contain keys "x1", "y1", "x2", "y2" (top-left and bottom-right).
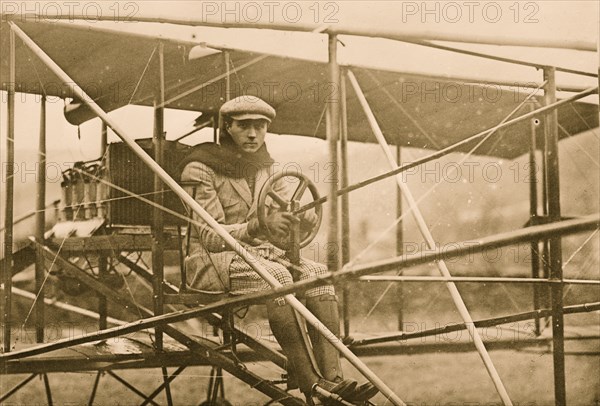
[{"x1": 0, "y1": 2, "x2": 599, "y2": 405}]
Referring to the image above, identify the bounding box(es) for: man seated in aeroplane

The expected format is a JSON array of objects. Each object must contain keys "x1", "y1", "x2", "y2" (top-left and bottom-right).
[{"x1": 178, "y1": 95, "x2": 378, "y2": 404}]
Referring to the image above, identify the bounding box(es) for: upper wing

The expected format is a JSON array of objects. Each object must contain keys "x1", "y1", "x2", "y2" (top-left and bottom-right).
[{"x1": 1, "y1": 19, "x2": 597, "y2": 159}]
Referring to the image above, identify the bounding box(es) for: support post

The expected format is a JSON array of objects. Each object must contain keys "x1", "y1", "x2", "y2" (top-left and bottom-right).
[
  {"x1": 528, "y1": 104, "x2": 542, "y2": 336},
  {"x1": 35, "y1": 95, "x2": 47, "y2": 343},
  {"x1": 2, "y1": 29, "x2": 16, "y2": 352},
  {"x1": 395, "y1": 144, "x2": 404, "y2": 330},
  {"x1": 152, "y1": 42, "x2": 166, "y2": 350},
  {"x1": 543, "y1": 66, "x2": 566, "y2": 406},
  {"x1": 540, "y1": 94, "x2": 551, "y2": 319},
  {"x1": 42, "y1": 373, "x2": 53, "y2": 405},
  {"x1": 339, "y1": 70, "x2": 351, "y2": 337},
  {"x1": 98, "y1": 121, "x2": 108, "y2": 331},
  {"x1": 347, "y1": 69, "x2": 512, "y2": 406},
  {"x1": 161, "y1": 366, "x2": 174, "y2": 406},
  {"x1": 224, "y1": 51, "x2": 231, "y2": 101},
  {"x1": 212, "y1": 115, "x2": 218, "y2": 144},
  {"x1": 326, "y1": 34, "x2": 341, "y2": 273},
  {"x1": 100, "y1": 121, "x2": 108, "y2": 160},
  {"x1": 216, "y1": 51, "x2": 231, "y2": 144}
]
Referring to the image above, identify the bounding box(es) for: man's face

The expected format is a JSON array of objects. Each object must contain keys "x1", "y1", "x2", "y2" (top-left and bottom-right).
[{"x1": 227, "y1": 119, "x2": 268, "y2": 153}]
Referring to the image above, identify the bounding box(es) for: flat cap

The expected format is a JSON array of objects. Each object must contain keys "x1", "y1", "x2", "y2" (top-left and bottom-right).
[{"x1": 219, "y1": 95, "x2": 276, "y2": 123}]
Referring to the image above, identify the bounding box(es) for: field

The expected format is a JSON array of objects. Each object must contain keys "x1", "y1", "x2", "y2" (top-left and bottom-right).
[
  {"x1": 2, "y1": 274, "x2": 599, "y2": 405},
  {"x1": 1, "y1": 329, "x2": 598, "y2": 405}
]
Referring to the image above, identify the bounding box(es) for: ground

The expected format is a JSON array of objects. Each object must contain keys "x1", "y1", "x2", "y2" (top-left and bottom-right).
[
  {"x1": 1, "y1": 309, "x2": 598, "y2": 406},
  {"x1": 1, "y1": 347, "x2": 599, "y2": 405}
]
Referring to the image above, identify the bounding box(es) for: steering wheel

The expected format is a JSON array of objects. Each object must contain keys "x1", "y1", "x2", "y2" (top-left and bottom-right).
[{"x1": 257, "y1": 172, "x2": 322, "y2": 250}]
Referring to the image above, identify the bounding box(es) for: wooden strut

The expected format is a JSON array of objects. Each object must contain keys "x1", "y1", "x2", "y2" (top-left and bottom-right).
[
  {"x1": 161, "y1": 366, "x2": 174, "y2": 406},
  {"x1": 326, "y1": 33, "x2": 341, "y2": 273},
  {"x1": 106, "y1": 370, "x2": 160, "y2": 406},
  {"x1": 35, "y1": 95, "x2": 47, "y2": 343},
  {"x1": 528, "y1": 103, "x2": 543, "y2": 336},
  {"x1": 2, "y1": 214, "x2": 597, "y2": 364},
  {"x1": 543, "y1": 66, "x2": 567, "y2": 406},
  {"x1": 0, "y1": 373, "x2": 37, "y2": 403},
  {"x1": 2, "y1": 27, "x2": 16, "y2": 353},
  {"x1": 42, "y1": 373, "x2": 53, "y2": 406},
  {"x1": 357, "y1": 276, "x2": 600, "y2": 285},
  {"x1": 151, "y1": 40, "x2": 166, "y2": 352},
  {"x1": 7, "y1": 21, "x2": 404, "y2": 406},
  {"x1": 141, "y1": 366, "x2": 187, "y2": 406},
  {"x1": 395, "y1": 143, "x2": 404, "y2": 331},
  {"x1": 87, "y1": 371, "x2": 102, "y2": 406},
  {"x1": 347, "y1": 69, "x2": 513, "y2": 406},
  {"x1": 340, "y1": 68, "x2": 352, "y2": 338},
  {"x1": 98, "y1": 118, "x2": 108, "y2": 332},
  {"x1": 351, "y1": 301, "x2": 600, "y2": 347}
]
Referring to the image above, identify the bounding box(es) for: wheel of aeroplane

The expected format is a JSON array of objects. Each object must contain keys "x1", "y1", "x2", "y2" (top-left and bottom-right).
[{"x1": 257, "y1": 171, "x2": 323, "y2": 250}]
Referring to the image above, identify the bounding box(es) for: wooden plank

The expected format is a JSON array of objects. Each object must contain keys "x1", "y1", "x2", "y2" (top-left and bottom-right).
[
  {"x1": 163, "y1": 292, "x2": 229, "y2": 305},
  {"x1": 353, "y1": 338, "x2": 554, "y2": 357},
  {"x1": 49, "y1": 234, "x2": 179, "y2": 254},
  {"x1": 3, "y1": 347, "x2": 263, "y2": 374}
]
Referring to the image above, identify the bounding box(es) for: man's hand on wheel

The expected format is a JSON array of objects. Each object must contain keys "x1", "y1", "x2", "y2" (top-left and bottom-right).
[
  {"x1": 263, "y1": 211, "x2": 299, "y2": 239},
  {"x1": 299, "y1": 211, "x2": 318, "y2": 234}
]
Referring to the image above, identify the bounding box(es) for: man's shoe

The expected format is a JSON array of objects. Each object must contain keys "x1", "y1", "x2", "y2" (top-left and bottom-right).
[{"x1": 310, "y1": 378, "x2": 358, "y2": 404}]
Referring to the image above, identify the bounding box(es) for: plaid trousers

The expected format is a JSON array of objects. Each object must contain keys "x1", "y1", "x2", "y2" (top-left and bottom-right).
[{"x1": 229, "y1": 244, "x2": 334, "y2": 300}]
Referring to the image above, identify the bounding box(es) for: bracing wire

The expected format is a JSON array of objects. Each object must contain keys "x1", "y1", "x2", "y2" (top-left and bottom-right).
[
  {"x1": 128, "y1": 45, "x2": 158, "y2": 105},
  {"x1": 352, "y1": 81, "x2": 547, "y2": 327},
  {"x1": 160, "y1": 54, "x2": 270, "y2": 109},
  {"x1": 19, "y1": 148, "x2": 111, "y2": 333},
  {"x1": 532, "y1": 99, "x2": 600, "y2": 169},
  {"x1": 562, "y1": 229, "x2": 600, "y2": 299},
  {"x1": 364, "y1": 69, "x2": 441, "y2": 150}
]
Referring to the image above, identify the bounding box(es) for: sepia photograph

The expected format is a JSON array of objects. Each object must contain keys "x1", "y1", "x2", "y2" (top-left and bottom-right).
[{"x1": 0, "y1": 1, "x2": 598, "y2": 405}]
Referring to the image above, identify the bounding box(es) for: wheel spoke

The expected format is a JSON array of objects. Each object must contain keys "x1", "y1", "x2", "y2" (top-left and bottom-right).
[
  {"x1": 259, "y1": 172, "x2": 322, "y2": 250},
  {"x1": 292, "y1": 179, "x2": 308, "y2": 201},
  {"x1": 267, "y1": 191, "x2": 288, "y2": 208}
]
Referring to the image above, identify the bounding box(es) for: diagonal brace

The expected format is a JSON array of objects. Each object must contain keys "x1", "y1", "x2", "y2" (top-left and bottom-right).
[{"x1": 348, "y1": 69, "x2": 513, "y2": 406}]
